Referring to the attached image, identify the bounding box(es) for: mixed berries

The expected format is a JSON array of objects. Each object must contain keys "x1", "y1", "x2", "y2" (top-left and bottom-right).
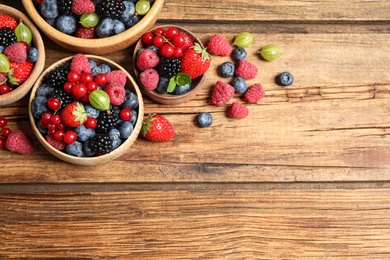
[
  {"x1": 0, "y1": 14, "x2": 38, "y2": 95},
  {"x1": 35, "y1": 0, "x2": 153, "y2": 39},
  {"x1": 135, "y1": 26, "x2": 211, "y2": 95},
  {"x1": 31, "y1": 53, "x2": 140, "y2": 157}
]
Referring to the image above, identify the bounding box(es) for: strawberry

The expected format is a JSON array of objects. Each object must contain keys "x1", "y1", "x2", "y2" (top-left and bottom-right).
[
  {"x1": 60, "y1": 102, "x2": 88, "y2": 127},
  {"x1": 142, "y1": 114, "x2": 175, "y2": 142},
  {"x1": 180, "y1": 43, "x2": 211, "y2": 80},
  {"x1": 0, "y1": 14, "x2": 17, "y2": 30},
  {"x1": 5, "y1": 130, "x2": 34, "y2": 155},
  {"x1": 8, "y1": 60, "x2": 34, "y2": 85}
]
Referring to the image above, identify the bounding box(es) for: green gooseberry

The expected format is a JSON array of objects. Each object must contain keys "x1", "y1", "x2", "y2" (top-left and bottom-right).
[
  {"x1": 259, "y1": 44, "x2": 281, "y2": 61},
  {"x1": 80, "y1": 13, "x2": 100, "y2": 28},
  {"x1": 234, "y1": 32, "x2": 254, "y2": 48},
  {"x1": 15, "y1": 21, "x2": 32, "y2": 44},
  {"x1": 89, "y1": 90, "x2": 110, "y2": 111},
  {"x1": 0, "y1": 54, "x2": 10, "y2": 73}
]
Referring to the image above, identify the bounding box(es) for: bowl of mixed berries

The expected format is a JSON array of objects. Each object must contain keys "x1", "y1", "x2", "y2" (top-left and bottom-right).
[
  {"x1": 29, "y1": 53, "x2": 144, "y2": 166},
  {"x1": 133, "y1": 25, "x2": 210, "y2": 105},
  {"x1": 0, "y1": 4, "x2": 45, "y2": 107},
  {"x1": 21, "y1": 0, "x2": 164, "y2": 55}
]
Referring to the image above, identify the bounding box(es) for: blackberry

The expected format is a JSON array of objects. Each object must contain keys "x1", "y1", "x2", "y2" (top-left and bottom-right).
[
  {"x1": 58, "y1": 0, "x2": 73, "y2": 15},
  {"x1": 50, "y1": 88, "x2": 73, "y2": 110},
  {"x1": 96, "y1": 0, "x2": 125, "y2": 18},
  {"x1": 47, "y1": 66, "x2": 70, "y2": 88},
  {"x1": 157, "y1": 57, "x2": 181, "y2": 78},
  {"x1": 96, "y1": 109, "x2": 119, "y2": 133},
  {"x1": 0, "y1": 27, "x2": 16, "y2": 48},
  {"x1": 89, "y1": 133, "x2": 113, "y2": 155}
]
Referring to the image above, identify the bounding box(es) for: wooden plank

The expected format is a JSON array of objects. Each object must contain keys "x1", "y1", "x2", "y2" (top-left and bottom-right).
[{"x1": 1, "y1": 188, "x2": 390, "y2": 258}]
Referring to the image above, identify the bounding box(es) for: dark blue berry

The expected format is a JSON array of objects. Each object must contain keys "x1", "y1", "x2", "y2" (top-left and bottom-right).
[
  {"x1": 36, "y1": 83, "x2": 54, "y2": 97},
  {"x1": 197, "y1": 112, "x2": 213, "y2": 128},
  {"x1": 219, "y1": 62, "x2": 235, "y2": 78},
  {"x1": 173, "y1": 83, "x2": 191, "y2": 95},
  {"x1": 233, "y1": 47, "x2": 247, "y2": 61},
  {"x1": 31, "y1": 96, "x2": 49, "y2": 119},
  {"x1": 276, "y1": 72, "x2": 294, "y2": 86},
  {"x1": 120, "y1": 89, "x2": 139, "y2": 109},
  {"x1": 55, "y1": 15, "x2": 77, "y2": 34},
  {"x1": 28, "y1": 47, "x2": 39, "y2": 63},
  {"x1": 96, "y1": 18, "x2": 114, "y2": 38},
  {"x1": 75, "y1": 125, "x2": 96, "y2": 142},
  {"x1": 147, "y1": 45, "x2": 159, "y2": 54},
  {"x1": 155, "y1": 77, "x2": 169, "y2": 94},
  {"x1": 232, "y1": 77, "x2": 247, "y2": 94},
  {"x1": 85, "y1": 104, "x2": 100, "y2": 118},
  {"x1": 113, "y1": 19, "x2": 126, "y2": 35},
  {"x1": 118, "y1": 121, "x2": 134, "y2": 138},
  {"x1": 41, "y1": 0, "x2": 59, "y2": 19},
  {"x1": 66, "y1": 141, "x2": 84, "y2": 157},
  {"x1": 120, "y1": 1, "x2": 135, "y2": 23}
]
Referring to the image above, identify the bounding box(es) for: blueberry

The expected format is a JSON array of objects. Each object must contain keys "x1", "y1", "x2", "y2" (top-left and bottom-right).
[
  {"x1": 45, "y1": 18, "x2": 56, "y2": 27},
  {"x1": 96, "y1": 18, "x2": 114, "y2": 38},
  {"x1": 219, "y1": 62, "x2": 235, "y2": 78},
  {"x1": 89, "y1": 59, "x2": 98, "y2": 71},
  {"x1": 84, "y1": 104, "x2": 100, "y2": 118},
  {"x1": 0, "y1": 46, "x2": 4, "y2": 53},
  {"x1": 232, "y1": 77, "x2": 247, "y2": 94},
  {"x1": 55, "y1": 15, "x2": 77, "y2": 35},
  {"x1": 66, "y1": 141, "x2": 84, "y2": 157},
  {"x1": 108, "y1": 128, "x2": 121, "y2": 141},
  {"x1": 112, "y1": 138, "x2": 122, "y2": 149},
  {"x1": 118, "y1": 121, "x2": 134, "y2": 139},
  {"x1": 91, "y1": 63, "x2": 111, "y2": 76},
  {"x1": 31, "y1": 96, "x2": 49, "y2": 119},
  {"x1": 75, "y1": 125, "x2": 96, "y2": 142},
  {"x1": 37, "y1": 120, "x2": 48, "y2": 134},
  {"x1": 130, "y1": 109, "x2": 137, "y2": 125},
  {"x1": 120, "y1": 89, "x2": 139, "y2": 109},
  {"x1": 83, "y1": 141, "x2": 95, "y2": 156},
  {"x1": 155, "y1": 77, "x2": 169, "y2": 94},
  {"x1": 28, "y1": 47, "x2": 39, "y2": 63},
  {"x1": 276, "y1": 72, "x2": 294, "y2": 87},
  {"x1": 36, "y1": 83, "x2": 54, "y2": 97},
  {"x1": 233, "y1": 47, "x2": 247, "y2": 61},
  {"x1": 124, "y1": 15, "x2": 141, "y2": 29},
  {"x1": 147, "y1": 45, "x2": 159, "y2": 54},
  {"x1": 173, "y1": 83, "x2": 191, "y2": 95},
  {"x1": 196, "y1": 112, "x2": 213, "y2": 128},
  {"x1": 120, "y1": 1, "x2": 135, "y2": 23},
  {"x1": 41, "y1": 0, "x2": 59, "y2": 19},
  {"x1": 113, "y1": 19, "x2": 126, "y2": 35}
]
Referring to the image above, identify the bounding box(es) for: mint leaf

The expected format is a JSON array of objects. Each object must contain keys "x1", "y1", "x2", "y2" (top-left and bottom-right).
[
  {"x1": 167, "y1": 76, "x2": 177, "y2": 93},
  {"x1": 175, "y1": 73, "x2": 191, "y2": 86}
]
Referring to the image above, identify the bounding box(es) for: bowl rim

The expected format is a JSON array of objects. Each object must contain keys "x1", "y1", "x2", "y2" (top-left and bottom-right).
[
  {"x1": 21, "y1": 0, "x2": 165, "y2": 51},
  {"x1": 133, "y1": 24, "x2": 206, "y2": 105},
  {"x1": 29, "y1": 55, "x2": 144, "y2": 166},
  {"x1": 0, "y1": 4, "x2": 45, "y2": 107}
]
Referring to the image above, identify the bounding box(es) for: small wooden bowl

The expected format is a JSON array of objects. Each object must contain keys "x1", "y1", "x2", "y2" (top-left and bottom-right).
[
  {"x1": 29, "y1": 55, "x2": 144, "y2": 166},
  {"x1": 0, "y1": 4, "x2": 45, "y2": 107},
  {"x1": 133, "y1": 25, "x2": 206, "y2": 105},
  {"x1": 21, "y1": 0, "x2": 165, "y2": 55}
]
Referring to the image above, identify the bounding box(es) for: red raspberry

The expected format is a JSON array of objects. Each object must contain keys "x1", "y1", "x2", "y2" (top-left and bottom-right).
[
  {"x1": 207, "y1": 34, "x2": 232, "y2": 56},
  {"x1": 46, "y1": 134, "x2": 66, "y2": 151},
  {"x1": 235, "y1": 60, "x2": 258, "y2": 80},
  {"x1": 72, "y1": 0, "x2": 95, "y2": 15},
  {"x1": 70, "y1": 53, "x2": 91, "y2": 74},
  {"x1": 0, "y1": 72, "x2": 6, "y2": 83},
  {"x1": 106, "y1": 70, "x2": 127, "y2": 87},
  {"x1": 4, "y1": 43, "x2": 27, "y2": 63},
  {"x1": 75, "y1": 26, "x2": 96, "y2": 39},
  {"x1": 5, "y1": 130, "x2": 34, "y2": 155},
  {"x1": 137, "y1": 49, "x2": 160, "y2": 71},
  {"x1": 211, "y1": 80, "x2": 235, "y2": 106},
  {"x1": 244, "y1": 83, "x2": 265, "y2": 103},
  {"x1": 139, "y1": 68, "x2": 159, "y2": 91},
  {"x1": 179, "y1": 31, "x2": 194, "y2": 50},
  {"x1": 104, "y1": 82, "x2": 126, "y2": 106},
  {"x1": 227, "y1": 102, "x2": 249, "y2": 119}
]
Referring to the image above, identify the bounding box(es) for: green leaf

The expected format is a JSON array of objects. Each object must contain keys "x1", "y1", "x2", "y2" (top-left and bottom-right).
[
  {"x1": 175, "y1": 73, "x2": 191, "y2": 86},
  {"x1": 167, "y1": 76, "x2": 177, "y2": 93}
]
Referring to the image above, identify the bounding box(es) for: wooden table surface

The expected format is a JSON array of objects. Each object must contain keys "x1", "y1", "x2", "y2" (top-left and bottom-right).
[{"x1": 1, "y1": 0, "x2": 390, "y2": 258}]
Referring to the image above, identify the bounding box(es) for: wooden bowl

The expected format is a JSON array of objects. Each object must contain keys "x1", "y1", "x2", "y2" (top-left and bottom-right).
[
  {"x1": 0, "y1": 4, "x2": 45, "y2": 107},
  {"x1": 28, "y1": 55, "x2": 144, "y2": 166},
  {"x1": 133, "y1": 25, "x2": 206, "y2": 105},
  {"x1": 21, "y1": 0, "x2": 165, "y2": 55}
]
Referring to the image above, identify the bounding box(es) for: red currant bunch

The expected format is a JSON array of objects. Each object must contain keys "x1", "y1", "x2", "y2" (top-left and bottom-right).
[{"x1": 0, "y1": 117, "x2": 10, "y2": 149}]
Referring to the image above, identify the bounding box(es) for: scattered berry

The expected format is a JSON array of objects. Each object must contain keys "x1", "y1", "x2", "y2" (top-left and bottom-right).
[
  {"x1": 259, "y1": 44, "x2": 281, "y2": 61},
  {"x1": 227, "y1": 102, "x2": 249, "y2": 119},
  {"x1": 207, "y1": 34, "x2": 232, "y2": 56},
  {"x1": 244, "y1": 84, "x2": 265, "y2": 103},
  {"x1": 196, "y1": 112, "x2": 213, "y2": 128},
  {"x1": 5, "y1": 130, "x2": 34, "y2": 155},
  {"x1": 219, "y1": 62, "x2": 235, "y2": 78},
  {"x1": 233, "y1": 47, "x2": 247, "y2": 61},
  {"x1": 211, "y1": 81, "x2": 235, "y2": 106},
  {"x1": 235, "y1": 59, "x2": 258, "y2": 80},
  {"x1": 232, "y1": 77, "x2": 247, "y2": 94},
  {"x1": 276, "y1": 72, "x2": 294, "y2": 87},
  {"x1": 142, "y1": 114, "x2": 174, "y2": 142}
]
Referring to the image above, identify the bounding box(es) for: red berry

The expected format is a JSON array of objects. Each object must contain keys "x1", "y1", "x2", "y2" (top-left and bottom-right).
[
  {"x1": 53, "y1": 129, "x2": 64, "y2": 141},
  {"x1": 0, "y1": 84, "x2": 10, "y2": 94},
  {"x1": 0, "y1": 117, "x2": 7, "y2": 128},
  {"x1": 20, "y1": 41, "x2": 29, "y2": 51},
  {"x1": 94, "y1": 73, "x2": 108, "y2": 86},
  {"x1": 120, "y1": 108, "x2": 133, "y2": 121},
  {"x1": 63, "y1": 130, "x2": 77, "y2": 144},
  {"x1": 72, "y1": 82, "x2": 88, "y2": 99},
  {"x1": 57, "y1": 122, "x2": 65, "y2": 130},
  {"x1": 153, "y1": 35, "x2": 165, "y2": 47},
  {"x1": 41, "y1": 111, "x2": 52, "y2": 125},
  {"x1": 173, "y1": 47, "x2": 183, "y2": 58},
  {"x1": 50, "y1": 114, "x2": 61, "y2": 125},
  {"x1": 67, "y1": 71, "x2": 81, "y2": 83},
  {"x1": 173, "y1": 34, "x2": 185, "y2": 47},
  {"x1": 64, "y1": 81, "x2": 74, "y2": 93},
  {"x1": 80, "y1": 72, "x2": 94, "y2": 84},
  {"x1": 160, "y1": 44, "x2": 174, "y2": 58},
  {"x1": 86, "y1": 81, "x2": 98, "y2": 92},
  {"x1": 154, "y1": 27, "x2": 165, "y2": 36},
  {"x1": 85, "y1": 117, "x2": 97, "y2": 129},
  {"x1": 47, "y1": 97, "x2": 61, "y2": 111},
  {"x1": 165, "y1": 26, "x2": 178, "y2": 40},
  {"x1": 0, "y1": 137, "x2": 5, "y2": 149},
  {"x1": 2, "y1": 127, "x2": 11, "y2": 137},
  {"x1": 142, "y1": 32, "x2": 154, "y2": 45},
  {"x1": 81, "y1": 92, "x2": 90, "y2": 103}
]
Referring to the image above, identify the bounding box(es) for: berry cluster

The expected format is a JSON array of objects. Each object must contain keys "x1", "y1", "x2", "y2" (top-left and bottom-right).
[
  {"x1": 0, "y1": 14, "x2": 39, "y2": 95},
  {"x1": 136, "y1": 26, "x2": 211, "y2": 95},
  {"x1": 31, "y1": 54, "x2": 139, "y2": 157},
  {"x1": 0, "y1": 117, "x2": 34, "y2": 154},
  {"x1": 35, "y1": 0, "x2": 153, "y2": 39}
]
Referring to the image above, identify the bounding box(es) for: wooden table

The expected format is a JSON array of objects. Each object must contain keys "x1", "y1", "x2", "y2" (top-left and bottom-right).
[{"x1": 1, "y1": 0, "x2": 390, "y2": 258}]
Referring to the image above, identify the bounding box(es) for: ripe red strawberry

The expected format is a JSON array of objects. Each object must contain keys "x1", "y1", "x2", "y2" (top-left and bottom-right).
[
  {"x1": 60, "y1": 102, "x2": 88, "y2": 127},
  {"x1": 142, "y1": 114, "x2": 174, "y2": 142},
  {"x1": 0, "y1": 14, "x2": 17, "y2": 30},
  {"x1": 207, "y1": 34, "x2": 232, "y2": 56},
  {"x1": 5, "y1": 130, "x2": 34, "y2": 155},
  {"x1": 8, "y1": 60, "x2": 34, "y2": 85},
  {"x1": 227, "y1": 102, "x2": 249, "y2": 119},
  {"x1": 72, "y1": 0, "x2": 95, "y2": 15},
  {"x1": 180, "y1": 43, "x2": 211, "y2": 80},
  {"x1": 244, "y1": 83, "x2": 265, "y2": 103},
  {"x1": 4, "y1": 42, "x2": 27, "y2": 63},
  {"x1": 75, "y1": 26, "x2": 97, "y2": 39},
  {"x1": 211, "y1": 80, "x2": 235, "y2": 106}
]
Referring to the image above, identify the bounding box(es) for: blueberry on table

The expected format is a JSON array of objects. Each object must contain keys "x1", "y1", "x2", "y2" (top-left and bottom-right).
[
  {"x1": 233, "y1": 47, "x2": 247, "y2": 61},
  {"x1": 197, "y1": 112, "x2": 213, "y2": 128},
  {"x1": 219, "y1": 62, "x2": 235, "y2": 78},
  {"x1": 276, "y1": 72, "x2": 294, "y2": 87},
  {"x1": 232, "y1": 77, "x2": 247, "y2": 94}
]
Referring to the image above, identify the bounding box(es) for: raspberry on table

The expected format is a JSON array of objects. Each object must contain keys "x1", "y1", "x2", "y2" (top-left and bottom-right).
[
  {"x1": 139, "y1": 68, "x2": 159, "y2": 91},
  {"x1": 207, "y1": 34, "x2": 232, "y2": 56},
  {"x1": 211, "y1": 80, "x2": 235, "y2": 106},
  {"x1": 227, "y1": 102, "x2": 249, "y2": 119},
  {"x1": 244, "y1": 83, "x2": 265, "y2": 103},
  {"x1": 235, "y1": 59, "x2": 258, "y2": 80}
]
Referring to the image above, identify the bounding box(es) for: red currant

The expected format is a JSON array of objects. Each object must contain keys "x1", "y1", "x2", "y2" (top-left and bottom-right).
[
  {"x1": 80, "y1": 72, "x2": 94, "y2": 84},
  {"x1": 165, "y1": 26, "x2": 179, "y2": 40},
  {"x1": 50, "y1": 114, "x2": 61, "y2": 126},
  {"x1": 57, "y1": 122, "x2": 65, "y2": 130},
  {"x1": 63, "y1": 130, "x2": 77, "y2": 144},
  {"x1": 67, "y1": 71, "x2": 81, "y2": 83},
  {"x1": 72, "y1": 83, "x2": 88, "y2": 99},
  {"x1": 47, "y1": 123, "x2": 57, "y2": 136},
  {"x1": 41, "y1": 111, "x2": 52, "y2": 125},
  {"x1": 64, "y1": 81, "x2": 74, "y2": 93},
  {"x1": 53, "y1": 129, "x2": 64, "y2": 141},
  {"x1": 81, "y1": 93, "x2": 90, "y2": 103},
  {"x1": 173, "y1": 34, "x2": 185, "y2": 47},
  {"x1": 0, "y1": 137, "x2": 5, "y2": 149},
  {"x1": 94, "y1": 73, "x2": 108, "y2": 86},
  {"x1": 0, "y1": 84, "x2": 10, "y2": 95},
  {"x1": 20, "y1": 41, "x2": 29, "y2": 51},
  {"x1": 0, "y1": 117, "x2": 7, "y2": 128},
  {"x1": 153, "y1": 35, "x2": 165, "y2": 47},
  {"x1": 154, "y1": 27, "x2": 165, "y2": 36},
  {"x1": 2, "y1": 127, "x2": 11, "y2": 137},
  {"x1": 47, "y1": 97, "x2": 61, "y2": 111},
  {"x1": 85, "y1": 117, "x2": 97, "y2": 129},
  {"x1": 120, "y1": 108, "x2": 133, "y2": 121},
  {"x1": 173, "y1": 47, "x2": 183, "y2": 58},
  {"x1": 86, "y1": 81, "x2": 98, "y2": 92},
  {"x1": 142, "y1": 32, "x2": 155, "y2": 45},
  {"x1": 160, "y1": 44, "x2": 175, "y2": 58}
]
